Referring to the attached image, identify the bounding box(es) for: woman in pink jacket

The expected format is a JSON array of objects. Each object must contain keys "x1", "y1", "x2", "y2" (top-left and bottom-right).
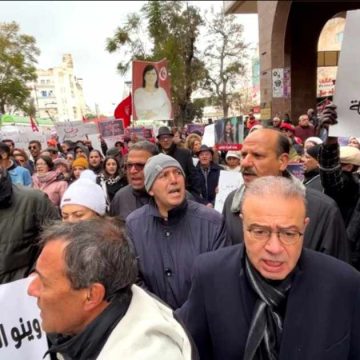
[{"x1": 32, "y1": 155, "x2": 68, "y2": 207}]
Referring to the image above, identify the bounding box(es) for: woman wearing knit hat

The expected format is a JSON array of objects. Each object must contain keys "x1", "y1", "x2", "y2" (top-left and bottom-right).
[
  {"x1": 70, "y1": 156, "x2": 89, "y2": 183},
  {"x1": 61, "y1": 170, "x2": 107, "y2": 222}
]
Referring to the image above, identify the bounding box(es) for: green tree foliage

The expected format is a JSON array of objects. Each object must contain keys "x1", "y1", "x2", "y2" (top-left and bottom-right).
[
  {"x1": 202, "y1": 9, "x2": 248, "y2": 118},
  {"x1": 106, "y1": 1, "x2": 206, "y2": 126},
  {"x1": 0, "y1": 21, "x2": 40, "y2": 114}
]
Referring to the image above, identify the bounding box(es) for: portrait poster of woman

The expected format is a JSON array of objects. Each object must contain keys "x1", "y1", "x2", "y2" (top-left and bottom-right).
[
  {"x1": 215, "y1": 116, "x2": 244, "y2": 151},
  {"x1": 132, "y1": 59, "x2": 173, "y2": 121}
]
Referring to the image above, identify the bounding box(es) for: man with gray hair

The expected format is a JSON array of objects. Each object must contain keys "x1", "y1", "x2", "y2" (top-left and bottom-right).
[
  {"x1": 178, "y1": 176, "x2": 360, "y2": 360},
  {"x1": 126, "y1": 153, "x2": 228, "y2": 309},
  {"x1": 110, "y1": 140, "x2": 159, "y2": 220},
  {"x1": 28, "y1": 218, "x2": 195, "y2": 360}
]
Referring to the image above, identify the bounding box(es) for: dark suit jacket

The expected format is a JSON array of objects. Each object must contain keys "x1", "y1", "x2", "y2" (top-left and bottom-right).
[{"x1": 177, "y1": 245, "x2": 360, "y2": 360}]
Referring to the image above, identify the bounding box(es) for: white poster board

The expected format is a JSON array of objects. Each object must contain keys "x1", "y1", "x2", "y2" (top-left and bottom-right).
[
  {"x1": 0, "y1": 278, "x2": 49, "y2": 359},
  {"x1": 330, "y1": 10, "x2": 360, "y2": 137},
  {"x1": 0, "y1": 126, "x2": 51, "y2": 150},
  {"x1": 202, "y1": 124, "x2": 215, "y2": 147},
  {"x1": 55, "y1": 121, "x2": 99, "y2": 142},
  {"x1": 214, "y1": 170, "x2": 243, "y2": 213},
  {"x1": 272, "y1": 68, "x2": 284, "y2": 98}
]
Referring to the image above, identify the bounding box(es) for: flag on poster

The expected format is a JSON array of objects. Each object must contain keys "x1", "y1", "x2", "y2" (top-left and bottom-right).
[
  {"x1": 132, "y1": 59, "x2": 173, "y2": 121},
  {"x1": 114, "y1": 94, "x2": 132, "y2": 128}
]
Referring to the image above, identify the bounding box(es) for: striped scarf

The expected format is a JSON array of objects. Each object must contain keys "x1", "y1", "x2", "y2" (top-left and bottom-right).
[{"x1": 243, "y1": 257, "x2": 293, "y2": 360}]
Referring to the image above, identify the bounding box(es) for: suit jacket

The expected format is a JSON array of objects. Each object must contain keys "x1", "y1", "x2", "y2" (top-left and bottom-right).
[{"x1": 177, "y1": 244, "x2": 360, "y2": 360}]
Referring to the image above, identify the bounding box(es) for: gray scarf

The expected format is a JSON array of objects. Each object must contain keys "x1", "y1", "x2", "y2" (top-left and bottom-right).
[{"x1": 244, "y1": 257, "x2": 293, "y2": 360}]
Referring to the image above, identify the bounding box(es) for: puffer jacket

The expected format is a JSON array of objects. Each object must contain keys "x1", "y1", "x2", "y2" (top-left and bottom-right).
[{"x1": 126, "y1": 199, "x2": 228, "y2": 309}]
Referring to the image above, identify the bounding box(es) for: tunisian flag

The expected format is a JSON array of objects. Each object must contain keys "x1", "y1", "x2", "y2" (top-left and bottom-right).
[
  {"x1": 114, "y1": 94, "x2": 132, "y2": 128},
  {"x1": 29, "y1": 116, "x2": 39, "y2": 132}
]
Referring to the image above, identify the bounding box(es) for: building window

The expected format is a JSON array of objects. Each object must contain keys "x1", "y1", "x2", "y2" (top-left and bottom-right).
[{"x1": 41, "y1": 90, "x2": 48, "y2": 97}]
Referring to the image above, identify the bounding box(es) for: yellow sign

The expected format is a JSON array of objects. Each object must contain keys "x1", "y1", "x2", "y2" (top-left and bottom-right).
[{"x1": 260, "y1": 108, "x2": 271, "y2": 120}]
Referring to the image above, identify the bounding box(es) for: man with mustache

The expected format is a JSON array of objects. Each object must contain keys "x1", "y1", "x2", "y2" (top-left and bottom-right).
[
  {"x1": 126, "y1": 153, "x2": 228, "y2": 309},
  {"x1": 110, "y1": 141, "x2": 159, "y2": 221},
  {"x1": 177, "y1": 176, "x2": 360, "y2": 360},
  {"x1": 222, "y1": 128, "x2": 349, "y2": 262}
]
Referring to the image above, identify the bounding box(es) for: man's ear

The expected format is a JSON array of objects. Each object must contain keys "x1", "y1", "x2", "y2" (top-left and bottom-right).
[
  {"x1": 84, "y1": 283, "x2": 106, "y2": 311},
  {"x1": 279, "y1": 153, "x2": 289, "y2": 172}
]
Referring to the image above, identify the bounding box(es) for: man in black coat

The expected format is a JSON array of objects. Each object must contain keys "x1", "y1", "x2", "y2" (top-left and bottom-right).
[
  {"x1": 157, "y1": 126, "x2": 202, "y2": 200},
  {"x1": 195, "y1": 145, "x2": 222, "y2": 207},
  {"x1": 110, "y1": 140, "x2": 159, "y2": 220},
  {"x1": 222, "y1": 128, "x2": 349, "y2": 262},
  {"x1": 177, "y1": 176, "x2": 360, "y2": 360}
]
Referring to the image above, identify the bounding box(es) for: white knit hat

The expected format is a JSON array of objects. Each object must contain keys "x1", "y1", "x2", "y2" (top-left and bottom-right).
[
  {"x1": 340, "y1": 146, "x2": 360, "y2": 166},
  {"x1": 60, "y1": 170, "x2": 107, "y2": 215}
]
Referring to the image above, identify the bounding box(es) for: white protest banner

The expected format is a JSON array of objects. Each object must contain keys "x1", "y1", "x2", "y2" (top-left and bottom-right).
[
  {"x1": 272, "y1": 68, "x2": 284, "y2": 98},
  {"x1": 330, "y1": 10, "x2": 360, "y2": 137},
  {"x1": 55, "y1": 121, "x2": 99, "y2": 142},
  {"x1": 0, "y1": 277, "x2": 50, "y2": 359},
  {"x1": 0, "y1": 126, "x2": 50, "y2": 150},
  {"x1": 214, "y1": 170, "x2": 243, "y2": 213},
  {"x1": 202, "y1": 124, "x2": 215, "y2": 147}
]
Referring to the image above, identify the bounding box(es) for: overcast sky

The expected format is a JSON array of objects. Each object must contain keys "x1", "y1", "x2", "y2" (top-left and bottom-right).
[{"x1": 0, "y1": 1, "x2": 258, "y2": 115}]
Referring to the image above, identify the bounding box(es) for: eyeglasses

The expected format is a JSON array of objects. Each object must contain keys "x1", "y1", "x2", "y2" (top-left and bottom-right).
[
  {"x1": 28, "y1": 146, "x2": 38, "y2": 150},
  {"x1": 125, "y1": 162, "x2": 146, "y2": 171},
  {"x1": 246, "y1": 225, "x2": 303, "y2": 245}
]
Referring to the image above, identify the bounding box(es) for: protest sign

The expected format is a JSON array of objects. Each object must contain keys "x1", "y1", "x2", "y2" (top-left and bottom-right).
[
  {"x1": 272, "y1": 68, "x2": 284, "y2": 98},
  {"x1": 132, "y1": 59, "x2": 173, "y2": 121},
  {"x1": 97, "y1": 119, "x2": 125, "y2": 148},
  {"x1": 214, "y1": 170, "x2": 243, "y2": 213},
  {"x1": 187, "y1": 124, "x2": 205, "y2": 136},
  {"x1": 0, "y1": 126, "x2": 50, "y2": 150},
  {"x1": 330, "y1": 10, "x2": 360, "y2": 137},
  {"x1": 0, "y1": 277, "x2": 49, "y2": 359},
  {"x1": 55, "y1": 121, "x2": 98, "y2": 142},
  {"x1": 202, "y1": 124, "x2": 215, "y2": 147},
  {"x1": 124, "y1": 127, "x2": 154, "y2": 140},
  {"x1": 214, "y1": 116, "x2": 244, "y2": 151},
  {"x1": 287, "y1": 163, "x2": 304, "y2": 182}
]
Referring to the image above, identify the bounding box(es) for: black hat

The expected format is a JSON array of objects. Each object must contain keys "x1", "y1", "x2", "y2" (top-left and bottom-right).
[
  {"x1": 156, "y1": 126, "x2": 173, "y2": 139},
  {"x1": 196, "y1": 144, "x2": 214, "y2": 156}
]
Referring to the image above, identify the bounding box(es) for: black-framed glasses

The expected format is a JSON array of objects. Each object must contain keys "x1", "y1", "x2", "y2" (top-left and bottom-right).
[
  {"x1": 246, "y1": 225, "x2": 303, "y2": 245},
  {"x1": 125, "y1": 162, "x2": 146, "y2": 171},
  {"x1": 28, "y1": 146, "x2": 38, "y2": 150}
]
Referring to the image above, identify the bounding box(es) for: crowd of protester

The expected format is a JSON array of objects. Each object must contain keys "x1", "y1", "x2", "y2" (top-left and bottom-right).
[{"x1": 1, "y1": 102, "x2": 360, "y2": 359}]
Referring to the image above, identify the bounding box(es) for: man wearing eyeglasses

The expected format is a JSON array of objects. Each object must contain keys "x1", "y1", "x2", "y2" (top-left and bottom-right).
[
  {"x1": 177, "y1": 176, "x2": 360, "y2": 360},
  {"x1": 222, "y1": 128, "x2": 349, "y2": 262},
  {"x1": 110, "y1": 141, "x2": 159, "y2": 220}
]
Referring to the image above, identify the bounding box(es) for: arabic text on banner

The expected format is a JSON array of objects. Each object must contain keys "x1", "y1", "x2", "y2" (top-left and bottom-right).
[
  {"x1": 0, "y1": 277, "x2": 50, "y2": 359},
  {"x1": 330, "y1": 10, "x2": 360, "y2": 137},
  {"x1": 214, "y1": 170, "x2": 243, "y2": 213}
]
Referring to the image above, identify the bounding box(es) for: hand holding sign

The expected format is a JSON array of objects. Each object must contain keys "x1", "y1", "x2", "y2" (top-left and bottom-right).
[{"x1": 319, "y1": 103, "x2": 338, "y2": 129}]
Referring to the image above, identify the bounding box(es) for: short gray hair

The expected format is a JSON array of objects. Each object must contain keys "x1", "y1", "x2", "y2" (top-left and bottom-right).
[
  {"x1": 128, "y1": 140, "x2": 159, "y2": 155},
  {"x1": 40, "y1": 218, "x2": 137, "y2": 300},
  {"x1": 241, "y1": 176, "x2": 306, "y2": 212}
]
